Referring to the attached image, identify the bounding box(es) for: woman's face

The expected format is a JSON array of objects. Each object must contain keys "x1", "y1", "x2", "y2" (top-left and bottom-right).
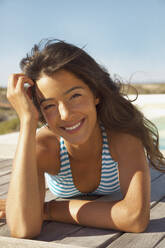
[{"x1": 36, "y1": 69, "x2": 99, "y2": 145}]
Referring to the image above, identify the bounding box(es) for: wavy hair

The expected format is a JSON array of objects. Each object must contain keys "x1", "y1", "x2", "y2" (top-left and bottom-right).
[{"x1": 20, "y1": 39, "x2": 165, "y2": 171}]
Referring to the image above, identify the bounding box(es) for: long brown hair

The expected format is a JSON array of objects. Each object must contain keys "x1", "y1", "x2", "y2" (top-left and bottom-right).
[{"x1": 20, "y1": 39, "x2": 165, "y2": 171}]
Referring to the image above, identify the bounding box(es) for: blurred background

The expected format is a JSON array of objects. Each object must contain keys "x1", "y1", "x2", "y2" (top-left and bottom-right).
[{"x1": 0, "y1": 0, "x2": 164, "y2": 157}]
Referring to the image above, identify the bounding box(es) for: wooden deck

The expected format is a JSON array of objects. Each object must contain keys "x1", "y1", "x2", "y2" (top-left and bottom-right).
[{"x1": 0, "y1": 158, "x2": 165, "y2": 248}]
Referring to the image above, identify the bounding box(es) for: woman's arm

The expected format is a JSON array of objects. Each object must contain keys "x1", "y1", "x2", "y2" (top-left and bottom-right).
[
  {"x1": 45, "y1": 133, "x2": 150, "y2": 233},
  {"x1": 6, "y1": 74, "x2": 45, "y2": 238},
  {"x1": 6, "y1": 121, "x2": 45, "y2": 238}
]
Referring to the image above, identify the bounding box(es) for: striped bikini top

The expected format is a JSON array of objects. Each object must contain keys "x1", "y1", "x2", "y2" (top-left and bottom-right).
[{"x1": 45, "y1": 126, "x2": 120, "y2": 198}]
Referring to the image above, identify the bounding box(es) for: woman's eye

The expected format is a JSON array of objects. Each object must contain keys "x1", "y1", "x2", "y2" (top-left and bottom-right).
[
  {"x1": 71, "y1": 93, "x2": 81, "y2": 99},
  {"x1": 43, "y1": 104, "x2": 55, "y2": 110}
]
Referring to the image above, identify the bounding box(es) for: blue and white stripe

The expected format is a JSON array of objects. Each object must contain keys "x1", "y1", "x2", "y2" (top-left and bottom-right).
[{"x1": 45, "y1": 126, "x2": 120, "y2": 198}]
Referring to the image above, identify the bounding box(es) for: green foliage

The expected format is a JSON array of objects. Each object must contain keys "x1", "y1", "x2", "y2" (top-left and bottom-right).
[
  {"x1": 0, "y1": 117, "x2": 43, "y2": 134},
  {"x1": 0, "y1": 117, "x2": 20, "y2": 134}
]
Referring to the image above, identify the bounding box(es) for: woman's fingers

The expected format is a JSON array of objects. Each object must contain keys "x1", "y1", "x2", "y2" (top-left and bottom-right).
[
  {"x1": 7, "y1": 73, "x2": 34, "y2": 101},
  {"x1": 7, "y1": 73, "x2": 39, "y2": 122},
  {"x1": 16, "y1": 75, "x2": 33, "y2": 93},
  {"x1": 8, "y1": 73, "x2": 34, "y2": 91},
  {"x1": 8, "y1": 73, "x2": 24, "y2": 91}
]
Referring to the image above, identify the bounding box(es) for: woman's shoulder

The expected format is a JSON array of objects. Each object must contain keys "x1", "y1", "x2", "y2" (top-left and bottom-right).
[
  {"x1": 36, "y1": 125, "x2": 59, "y2": 144},
  {"x1": 106, "y1": 129, "x2": 144, "y2": 162},
  {"x1": 36, "y1": 126, "x2": 61, "y2": 174},
  {"x1": 107, "y1": 129, "x2": 142, "y2": 145}
]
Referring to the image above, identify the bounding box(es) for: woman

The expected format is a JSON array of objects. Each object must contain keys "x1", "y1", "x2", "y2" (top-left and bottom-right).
[{"x1": 1, "y1": 39, "x2": 165, "y2": 238}]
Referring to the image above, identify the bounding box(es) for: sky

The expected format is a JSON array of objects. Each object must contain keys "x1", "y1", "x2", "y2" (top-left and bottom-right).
[{"x1": 1, "y1": 0, "x2": 165, "y2": 87}]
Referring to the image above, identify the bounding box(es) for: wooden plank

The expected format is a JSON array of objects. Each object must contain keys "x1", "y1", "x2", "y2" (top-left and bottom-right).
[
  {"x1": 106, "y1": 198, "x2": 165, "y2": 248},
  {"x1": 0, "y1": 220, "x2": 10, "y2": 237},
  {"x1": 0, "y1": 165, "x2": 11, "y2": 173},
  {"x1": 0, "y1": 161, "x2": 11, "y2": 198},
  {"x1": 0, "y1": 184, "x2": 9, "y2": 197},
  {"x1": 150, "y1": 167, "x2": 164, "y2": 182},
  {"x1": 155, "y1": 237, "x2": 165, "y2": 248},
  {"x1": 0, "y1": 160, "x2": 12, "y2": 169},
  {"x1": 36, "y1": 222, "x2": 83, "y2": 242},
  {"x1": 0, "y1": 165, "x2": 12, "y2": 173},
  {"x1": 0, "y1": 191, "x2": 8, "y2": 198},
  {"x1": 0, "y1": 236, "x2": 85, "y2": 248},
  {"x1": 0, "y1": 221, "x2": 85, "y2": 247},
  {"x1": 44, "y1": 173, "x2": 165, "y2": 247},
  {"x1": 0, "y1": 174, "x2": 11, "y2": 186},
  {"x1": 0, "y1": 195, "x2": 121, "y2": 244},
  {"x1": 1, "y1": 174, "x2": 165, "y2": 243},
  {"x1": 54, "y1": 227, "x2": 121, "y2": 248},
  {"x1": 0, "y1": 211, "x2": 88, "y2": 245},
  {"x1": 0, "y1": 219, "x2": 6, "y2": 227},
  {"x1": 39, "y1": 193, "x2": 123, "y2": 247},
  {"x1": 150, "y1": 173, "x2": 165, "y2": 207},
  {"x1": 0, "y1": 159, "x2": 11, "y2": 163},
  {"x1": 1, "y1": 163, "x2": 164, "y2": 247}
]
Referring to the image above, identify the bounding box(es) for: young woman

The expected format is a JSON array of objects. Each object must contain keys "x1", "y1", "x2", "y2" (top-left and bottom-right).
[{"x1": 1, "y1": 40, "x2": 165, "y2": 238}]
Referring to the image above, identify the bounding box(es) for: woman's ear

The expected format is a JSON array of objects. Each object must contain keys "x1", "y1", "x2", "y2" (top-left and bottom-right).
[{"x1": 95, "y1": 97, "x2": 100, "y2": 105}]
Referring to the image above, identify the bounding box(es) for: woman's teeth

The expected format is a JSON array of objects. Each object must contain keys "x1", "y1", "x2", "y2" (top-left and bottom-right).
[{"x1": 64, "y1": 121, "x2": 81, "y2": 131}]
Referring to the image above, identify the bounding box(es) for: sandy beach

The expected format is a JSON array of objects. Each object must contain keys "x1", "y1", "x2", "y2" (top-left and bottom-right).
[
  {"x1": 129, "y1": 94, "x2": 165, "y2": 119},
  {"x1": 0, "y1": 132, "x2": 19, "y2": 158}
]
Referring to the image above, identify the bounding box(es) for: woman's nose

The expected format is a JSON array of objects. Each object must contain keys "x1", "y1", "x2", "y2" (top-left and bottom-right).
[{"x1": 58, "y1": 102, "x2": 72, "y2": 120}]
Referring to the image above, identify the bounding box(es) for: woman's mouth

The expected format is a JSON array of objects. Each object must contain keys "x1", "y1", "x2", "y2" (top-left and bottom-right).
[{"x1": 61, "y1": 118, "x2": 85, "y2": 133}]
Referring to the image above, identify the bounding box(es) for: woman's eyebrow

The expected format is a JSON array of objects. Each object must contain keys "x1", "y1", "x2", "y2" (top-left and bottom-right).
[
  {"x1": 39, "y1": 98, "x2": 54, "y2": 106},
  {"x1": 64, "y1": 86, "x2": 84, "y2": 95},
  {"x1": 39, "y1": 86, "x2": 84, "y2": 106}
]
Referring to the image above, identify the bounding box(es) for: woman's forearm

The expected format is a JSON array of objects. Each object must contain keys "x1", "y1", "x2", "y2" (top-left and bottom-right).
[
  {"x1": 47, "y1": 198, "x2": 149, "y2": 233},
  {"x1": 6, "y1": 120, "x2": 43, "y2": 238}
]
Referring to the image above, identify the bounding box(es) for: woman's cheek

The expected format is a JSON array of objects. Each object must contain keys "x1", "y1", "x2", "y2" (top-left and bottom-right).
[
  {"x1": 43, "y1": 111, "x2": 57, "y2": 124},
  {"x1": 79, "y1": 98, "x2": 97, "y2": 112}
]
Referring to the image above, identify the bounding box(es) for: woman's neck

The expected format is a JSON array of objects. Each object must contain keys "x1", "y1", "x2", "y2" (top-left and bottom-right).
[{"x1": 64, "y1": 122, "x2": 102, "y2": 162}]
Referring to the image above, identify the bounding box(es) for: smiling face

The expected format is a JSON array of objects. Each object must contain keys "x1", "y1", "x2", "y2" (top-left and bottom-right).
[{"x1": 36, "y1": 69, "x2": 99, "y2": 145}]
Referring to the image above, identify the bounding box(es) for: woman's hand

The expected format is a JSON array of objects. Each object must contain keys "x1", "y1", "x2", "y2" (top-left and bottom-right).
[{"x1": 7, "y1": 73, "x2": 39, "y2": 124}]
